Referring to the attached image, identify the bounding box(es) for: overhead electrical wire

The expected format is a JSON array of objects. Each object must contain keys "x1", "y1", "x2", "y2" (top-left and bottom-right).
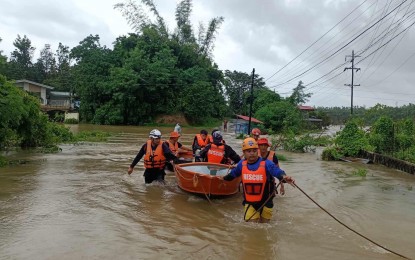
[
  {"x1": 268, "y1": 0, "x2": 409, "y2": 90},
  {"x1": 269, "y1": 0, "x2": 378, "y2": 86},
  {"x1": 264, "y1": 0, "x2": 369, "y2": 83},
  {"x1": 308, "y1": 4, "x2": 415, "y2": 93}
]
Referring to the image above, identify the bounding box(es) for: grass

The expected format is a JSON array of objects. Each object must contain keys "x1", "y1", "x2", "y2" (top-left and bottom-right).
[
  {"x1": 351, "y1": 168, "x2": 368, "y2": 177},
  {"x1": 74, "y1": 131, "x2": 112, "y2": 142}
]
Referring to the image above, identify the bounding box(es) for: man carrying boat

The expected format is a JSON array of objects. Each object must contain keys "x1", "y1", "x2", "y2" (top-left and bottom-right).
[
  {"x1": 128, "y1": 129, "x2": 178, "y2": 184},
  {"x1": 192, "y1": 129, "x2": 211, "y2": 162},
  {"x1": 164, "y1": 131, "x2": 192, "y2": 171},
  {"x1": 199, "y1": 131, "x2": 241, "y2": 165},
  {"x1": 221, "y1": 137, "x2": 295, "y2": 223}
]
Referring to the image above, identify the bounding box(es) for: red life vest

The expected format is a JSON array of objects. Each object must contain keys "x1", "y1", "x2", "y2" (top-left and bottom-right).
[
  {"x1": 241, "y1": 160, "x2": 267, "y2": 203},
  {"x1": 143, "y1": 140, "x2": 166, "y2": 169},
  {"x1": 207, "y1": 144, "x2": 225, "y2": 163},
  {"x1": 196, "y1": 134, "x2": 210, "y2": 148},
  {"x1": 166, "y1": 140, "x2": 179, "y2": 156}
]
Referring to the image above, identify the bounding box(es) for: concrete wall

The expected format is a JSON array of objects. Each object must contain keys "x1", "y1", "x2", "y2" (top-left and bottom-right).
[{"x1": 65, "y1": 113, "x2": 79, "y2": 121}]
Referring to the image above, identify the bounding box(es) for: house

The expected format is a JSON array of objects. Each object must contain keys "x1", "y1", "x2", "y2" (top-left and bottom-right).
[
  {"x1": 49, "y1": 91, "x2": 71, "y2": 108},
  {"x1": 14, "y1": 79, "x2": 75, "y2": 110},
  {"x1": 234, "y1": 114, "x2": 264, "y2": 135},
  {"x1": 14, "y1": 79, "x2": 53, "y2": 106},
  {"x1": 298, "y1": 105, "x2": 322, "y2": 126}
]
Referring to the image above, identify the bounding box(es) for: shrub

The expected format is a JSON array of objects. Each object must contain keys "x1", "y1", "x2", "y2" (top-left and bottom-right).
[
  {"x1": 322, "y1": 146, "x2": 343, "y2": 161},
  {"x1": 335, "y1": 120, "x2": 369, "y2": 157}
]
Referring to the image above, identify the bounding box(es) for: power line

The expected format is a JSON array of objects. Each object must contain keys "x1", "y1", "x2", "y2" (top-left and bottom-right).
[
  {"x1": 269, "y1": 0, "x2": 409, "y2": 89},
  {"x1": 264, "y1": 0, "x2": 369, "y2": 82},
  {"x1": 269, "y1": 0, "x2": 378, "y2": 86}
]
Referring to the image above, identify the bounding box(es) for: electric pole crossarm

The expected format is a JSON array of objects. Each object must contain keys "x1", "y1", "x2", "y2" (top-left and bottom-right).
[{"x1": 344, "y1": 50, "x2": 361, "y2": 115}]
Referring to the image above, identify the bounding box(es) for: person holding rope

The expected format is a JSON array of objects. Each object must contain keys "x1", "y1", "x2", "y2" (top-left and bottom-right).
[{"x1": 220, "y1": 137, "x2": 295, "y2": 223}]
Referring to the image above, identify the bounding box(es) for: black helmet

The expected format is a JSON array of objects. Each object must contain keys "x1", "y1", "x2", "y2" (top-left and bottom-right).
[{"x1": 212, "y1": 131, "x2": 223, "y2": 142}]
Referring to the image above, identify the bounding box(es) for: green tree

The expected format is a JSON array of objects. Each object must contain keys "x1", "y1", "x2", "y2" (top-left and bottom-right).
[
  {"x1": 33, "y1": 44, "x2": 57, "y2": 83},
  {"x1": 50, "y1": 43, "x2": 73, "y2": 92},
  {"x1": 71, "y1": 35, "x2": 114, "y2": 122},
  {"x1": 287, "y1": 80, "x2": 312, "y2": 105},
  {"x1": 223, "y1": 70, "x2": 267, "y2": 115},
  {"x1": 255, "y1": 100, "x2": 302, "y2": 133},
  {"x1": 8, "y1": 35, "x2": 35, "y2": 80},
  {"x1": 0, "y1": 37, "x2": 7, "y2": 75}
]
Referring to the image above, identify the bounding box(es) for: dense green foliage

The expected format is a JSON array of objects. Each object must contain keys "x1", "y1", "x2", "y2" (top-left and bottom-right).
[
  {"x1": 322, "y1": 116, "x2": 415, "y2": 163},
  {"x1": 0, "y1": 76, "x2": 74, "y2": 149},
  {"x1": 335, "y1": 120, "x2": 370, "y2": 157}
]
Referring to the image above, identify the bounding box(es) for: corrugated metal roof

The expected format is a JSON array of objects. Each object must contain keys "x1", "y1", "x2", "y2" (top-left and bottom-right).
[
  {"x1": 235, "y1": 114, "x2": 264, "y2": 124},
  {"x1": 298, "y1": 105, "x2": 315, "y2": 111}
]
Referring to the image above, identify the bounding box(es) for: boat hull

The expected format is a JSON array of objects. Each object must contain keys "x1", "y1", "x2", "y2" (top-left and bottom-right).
[{"x1": 174, "y1": 162, "x2": 241, "y2": 196}]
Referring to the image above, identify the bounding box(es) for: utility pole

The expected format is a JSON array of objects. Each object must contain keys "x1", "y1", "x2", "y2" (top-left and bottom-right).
[
  {"x1": 248, "y1": 68, "x2": 255, "y2": 135},
  {"x1": 344, "y1": 50, "x2": 360, "y2": 115}
]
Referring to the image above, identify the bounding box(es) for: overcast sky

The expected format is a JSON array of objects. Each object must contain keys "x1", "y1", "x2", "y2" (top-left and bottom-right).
[{"x1": 1, "y1": 0, "x2": 415, "y2": 108}]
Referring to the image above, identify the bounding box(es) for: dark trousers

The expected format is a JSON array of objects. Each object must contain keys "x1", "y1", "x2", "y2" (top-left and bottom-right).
[{"x1": 143, "y1": 168, "x2": 166, "y2": 184}]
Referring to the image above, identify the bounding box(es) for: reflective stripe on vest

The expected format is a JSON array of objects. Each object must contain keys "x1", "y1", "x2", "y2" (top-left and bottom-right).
[
  {"x1": 207, "y1": 144, "x2": 225, "y2": 163},
  {"x1": 196, "y1": 134, "x2": 209, "y2": 148},
  {"x1": 144, "y1": 140, "x2": 166, "y2": 169},
  {"x1": 241, "y1": 160, "x2": 267, "y2": 203}
]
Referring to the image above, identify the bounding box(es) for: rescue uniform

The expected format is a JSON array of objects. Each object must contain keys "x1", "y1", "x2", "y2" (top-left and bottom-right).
[
  {"x1": 164, "y1": 140, "x2": 184, "y2": 171},
  {"x1": 223, "y1": 158, "x2": 285, "y2": 220},
  {"x1": 199, "y1": 143, "x2": 241, "y2": 165},
  {"x1": 130, "y1": 140, "x2": 177, "y2": 183}
]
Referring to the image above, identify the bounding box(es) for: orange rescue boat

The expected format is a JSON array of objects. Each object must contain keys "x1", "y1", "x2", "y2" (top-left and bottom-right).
[{"x1": 174, "y1": 162, "x2": 241, "y2": 197}]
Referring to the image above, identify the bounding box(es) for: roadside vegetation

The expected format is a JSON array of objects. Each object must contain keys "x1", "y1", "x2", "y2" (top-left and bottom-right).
[{"x1": 321, "y1": 116, "x2": 415, "y2": 164}]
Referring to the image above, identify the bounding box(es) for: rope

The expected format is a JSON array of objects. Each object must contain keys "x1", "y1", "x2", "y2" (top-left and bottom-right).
[{"x1": 295, "y1": 183, "x2": 410, "y2": 259}]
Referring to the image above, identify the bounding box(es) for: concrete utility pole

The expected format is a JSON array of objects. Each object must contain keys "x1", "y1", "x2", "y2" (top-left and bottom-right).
[
  {"x1": 344, "y1": 50, "x2": 360, "y2": 115},
  {"x1": 248, "y1": 68, "x2": 255, "y2": 135}
]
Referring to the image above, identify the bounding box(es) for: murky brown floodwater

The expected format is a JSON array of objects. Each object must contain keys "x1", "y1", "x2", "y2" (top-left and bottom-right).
[{"x1": 1, "y1": 124, "x2": 414, "y2": 260}]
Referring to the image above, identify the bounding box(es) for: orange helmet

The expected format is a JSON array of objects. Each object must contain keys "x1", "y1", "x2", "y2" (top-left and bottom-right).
[
  {"x1": 242, "y1": 137, "x2": 259, "y2": 151},
  {"x1": 251, "y1": 128, "x2": 261, "y2": 136},
  {"x1": 170, "y1": 131, "x2": 180, "y2": 138},
  {"x1": 257, "y1": 138, "x2": 270, "y2": 146}
]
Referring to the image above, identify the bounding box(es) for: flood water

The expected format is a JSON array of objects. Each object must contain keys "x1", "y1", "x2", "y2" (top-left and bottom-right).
[{"x1": 1, "y1": 124, "x2": 414, "y2": 259}]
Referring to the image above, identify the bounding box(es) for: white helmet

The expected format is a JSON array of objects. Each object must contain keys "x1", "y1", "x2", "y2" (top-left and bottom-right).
[{"x1": 149, "y1": 129, "x2": 162, "y2": 139}]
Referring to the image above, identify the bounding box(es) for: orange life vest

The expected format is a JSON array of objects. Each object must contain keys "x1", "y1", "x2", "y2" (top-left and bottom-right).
[
  {"x1": 166, "y1": 140, "x2": 179, "y2": 156},
  {"x1": 143, "y1": 140, "x2": 166, "y2": 169},
  {"x1": 207, "y1": 144, "x2": 225, "y2": 163},
  {"x1": 196, "y1": 134, "x2": 210, "y2": 148},
  {"x1": 267, "y1": 150, "x2": 279, "y2": 167},
  {"x1": 259, "y1": 150, "x2": 278, "y2": 167},
  {"x1": 241, "y1": 160, "x2": 267, "y2": 203}
]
